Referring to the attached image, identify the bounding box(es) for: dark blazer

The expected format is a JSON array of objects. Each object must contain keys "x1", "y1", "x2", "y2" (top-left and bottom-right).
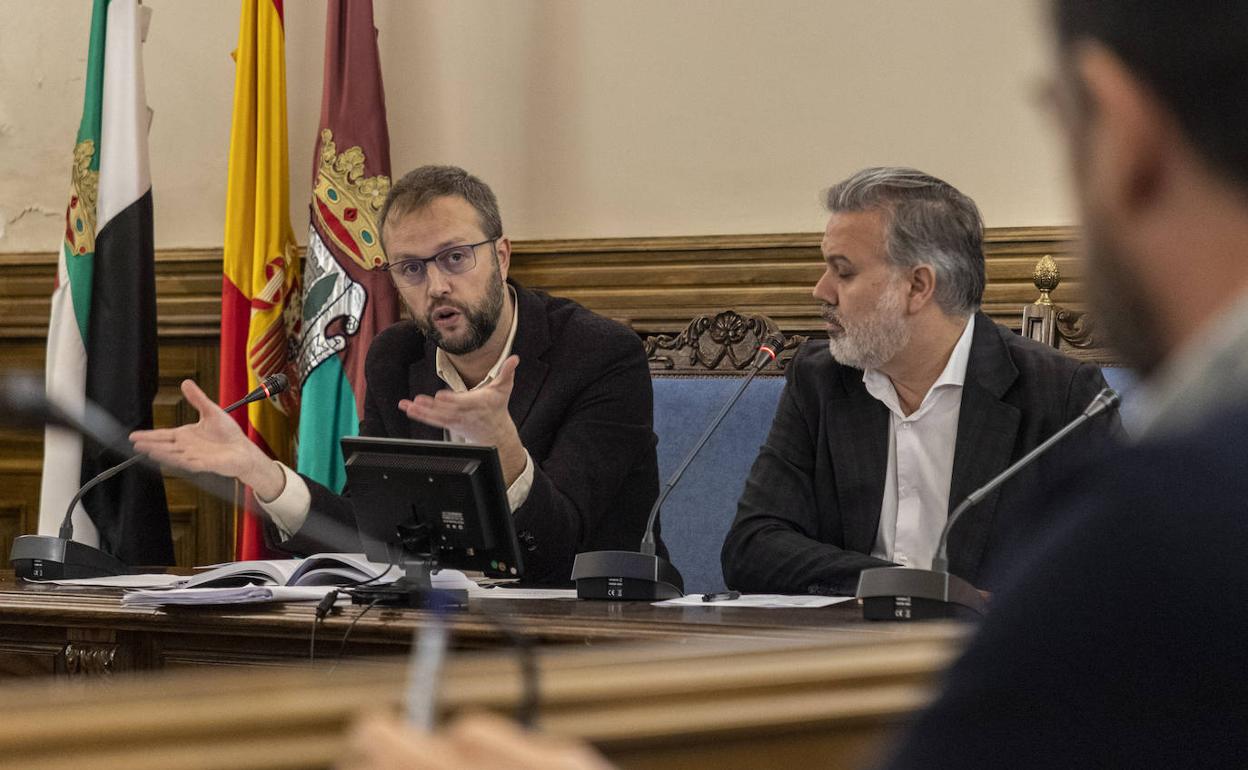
[
  {"x1": 721, "y1": 313, "x2": 1116, "y2": 595},
  {"x1": 882, "y1": 405, "x2": 1248, "y2": 769},
  {"x1": 281, "y1": 282, "x2": 663, "y2": 585}
]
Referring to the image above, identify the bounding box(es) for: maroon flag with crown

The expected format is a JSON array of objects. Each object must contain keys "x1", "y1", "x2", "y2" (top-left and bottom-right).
[{"x1": 296, "y1": 0, "x2": 400, "y2": 491}]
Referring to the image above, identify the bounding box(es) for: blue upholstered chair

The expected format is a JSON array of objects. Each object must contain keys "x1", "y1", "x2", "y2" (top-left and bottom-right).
[{"x1": 646, "y1": 311, "x2": 800, "y2": 595}]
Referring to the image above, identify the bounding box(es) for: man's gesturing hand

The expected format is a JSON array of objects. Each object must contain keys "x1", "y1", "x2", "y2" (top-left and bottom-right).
[
  {"x1": 399, "y1": 355, "x2": 528, "y2": 485},
  {"x1": 129, "y1": 379, "x2": 285, "y2": 500}
]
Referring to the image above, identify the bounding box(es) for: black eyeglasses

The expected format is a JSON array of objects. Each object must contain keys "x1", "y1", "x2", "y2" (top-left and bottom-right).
[{"x1": 380, "y1": 238, "x2": 498, "y2": 287}]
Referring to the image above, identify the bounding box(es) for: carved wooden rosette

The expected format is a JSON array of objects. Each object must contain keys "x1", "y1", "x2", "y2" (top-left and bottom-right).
[
  {"x1": 645, "y1": 310, "x2": 806, "y2": 375},
  {"x1": 62, "y1": 642, "x2": 117, "y2": 676}
]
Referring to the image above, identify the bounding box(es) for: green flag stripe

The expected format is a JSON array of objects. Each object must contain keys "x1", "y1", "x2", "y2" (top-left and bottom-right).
[
  {"x1": 78, "y1": 0, "x2": 109, "y2": 161},
  {"x1": 296, "y1": 356, "x2": 359, "y2": 493}
]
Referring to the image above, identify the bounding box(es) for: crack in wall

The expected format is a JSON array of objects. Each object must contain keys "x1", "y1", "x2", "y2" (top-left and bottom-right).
[{"x1": 0, "y1": 204, "x2": 60, "y2": 241}]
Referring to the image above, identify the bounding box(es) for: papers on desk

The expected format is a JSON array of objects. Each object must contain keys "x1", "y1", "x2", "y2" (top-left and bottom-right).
[
  {"x1": 121, "y1": 585, "x2": 345, "y2": 607},
  {"x1": 32, "y1": 573, "x2": 185, "y2": 589},
  {"x1": 652, "y1": 594, "x2": 856, "y2": 608},
  {"x1": 473, "y1": 587, "x2": 579, "y2": 600}
]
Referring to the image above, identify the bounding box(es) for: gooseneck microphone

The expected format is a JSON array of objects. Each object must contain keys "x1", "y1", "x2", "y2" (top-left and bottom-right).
[
  {"x1": 856, "y1": 387, "x2": 1121, "y2": 620},
  {"x1": 572, "y1": 334, "x2": 787, "y2": 600},
  {"x1": 10, "y1": 373, "x2": 290, "y2": 580}
]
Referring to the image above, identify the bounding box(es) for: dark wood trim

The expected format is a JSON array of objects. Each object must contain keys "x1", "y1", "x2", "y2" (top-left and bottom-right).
[{"x1": 0, "y1": 227, "x2": 1085, "y2": 341}]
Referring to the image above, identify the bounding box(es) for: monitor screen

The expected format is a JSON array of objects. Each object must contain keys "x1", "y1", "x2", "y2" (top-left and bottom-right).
[{"x1": 341, "y1": 437, "x2": 524, "y2": 580}]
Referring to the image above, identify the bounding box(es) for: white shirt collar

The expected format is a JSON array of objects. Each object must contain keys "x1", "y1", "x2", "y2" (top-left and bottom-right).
[
  {"x1": 863, "y1": 314, "x2": 976, "y2": 419},
  {"x1": 434, "y1": 284, "x2": 520, "y2": 392},
  {"x1": 1135, "y1": 288, "x2": 1248, "y2": 438}
]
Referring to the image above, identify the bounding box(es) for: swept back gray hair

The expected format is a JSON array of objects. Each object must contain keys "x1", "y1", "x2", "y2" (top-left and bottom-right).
[
  {"x1": 824, "y1": 167, "x2": 985, "y2": 315},
  {"x1": 379, "y1": 165, "x2": 503, "y2": 244}
]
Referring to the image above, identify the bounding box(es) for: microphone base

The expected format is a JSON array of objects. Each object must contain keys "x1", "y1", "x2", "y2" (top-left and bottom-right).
[
  {"x1": 855, "y1": 566, "x2": 987, "y2": 621},
  {"x1": 571, "y1": 550, "x2": 685, "y2": 600},
  {"x1": 10, "y1": 535, "x2": 129, "y2": 580}
]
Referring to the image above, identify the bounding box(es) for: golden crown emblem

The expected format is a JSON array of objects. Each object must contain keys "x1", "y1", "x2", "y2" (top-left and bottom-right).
[
  {"x1": 64, "y1": 139, "x2": 99, "y2": 257},
  {"x1": 313, "y1": 128, "x2": 391, "y2": 270}
]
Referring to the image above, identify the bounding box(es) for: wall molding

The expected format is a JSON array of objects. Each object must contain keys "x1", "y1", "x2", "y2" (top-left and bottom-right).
[{"x1": 0, "y1": 225, "x2": 1084, "y2": 341}]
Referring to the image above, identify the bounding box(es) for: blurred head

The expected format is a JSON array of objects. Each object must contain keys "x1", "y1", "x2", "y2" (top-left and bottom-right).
[
  {"x1": 379, "y1": 166, "x2": 510, "y2": 355},
  {"x1": 816, "y1": 167, "x2": 985, "y2": 369},
  {"x1": 1050, "y1": 1, "x2": 1248, "y2": 374}
]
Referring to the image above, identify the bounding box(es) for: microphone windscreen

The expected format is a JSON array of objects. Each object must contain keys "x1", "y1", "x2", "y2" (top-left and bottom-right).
[
  {"x1": 757, "y1": 333, "x2": 787, "y2": 363},
  {"x1": 263, "y1": 373, "x2": 290, "y2": 396}
]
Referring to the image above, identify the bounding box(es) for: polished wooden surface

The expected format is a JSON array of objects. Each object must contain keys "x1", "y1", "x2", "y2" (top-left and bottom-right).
[
  {"x1": 0, "y1": 587, "x2": 966, "y2": 770},
  {"x1": 0, "y1": 571, "x2": 967, "y2": 677}
]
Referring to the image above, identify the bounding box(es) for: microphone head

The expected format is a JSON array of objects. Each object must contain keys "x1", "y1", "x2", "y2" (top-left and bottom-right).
[
  {"x1": 1084, "y1": 387, "x2": 1121, "y2": 418},
  {"x1": 262, "y1": 373, "x2": 290, "y2": 397},
  {"x1": 757, "y1": 333, "x2": 787, "y2": 363}
]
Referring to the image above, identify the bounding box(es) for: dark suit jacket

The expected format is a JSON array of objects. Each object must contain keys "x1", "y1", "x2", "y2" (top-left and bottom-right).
[
  {"x1": 721, "y1": 313, "x2": 1116, "y2": 595},
  {"x1": 281, "y1": 282, "x2": 663, "y2": 585},
  {"x1": 882, "y1": 405, "x2": 1248, "y2": 769}
]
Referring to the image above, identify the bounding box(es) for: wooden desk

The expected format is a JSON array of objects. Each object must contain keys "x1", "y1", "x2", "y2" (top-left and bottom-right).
[
  {"x1": 0, "y1": 630, "x2": 965, "y2": 770},
  {"x1": 0, "y1": 572, "x2": 964, "y2": 676}
]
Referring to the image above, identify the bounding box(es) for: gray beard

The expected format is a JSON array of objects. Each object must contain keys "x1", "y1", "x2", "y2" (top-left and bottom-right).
[{"x1": 824, "y1": 289, "x2": 911, "y2": 370}]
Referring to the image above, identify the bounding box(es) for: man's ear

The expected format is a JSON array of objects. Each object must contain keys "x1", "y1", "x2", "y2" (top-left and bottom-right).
[
  {"x1": 495, "y1": 237, "x2": 512, "y2": 281},
  {"x1": 906, "y1": 264, "x2": 937, "y2": 314},
  {"x1": 1076, "y1": 42, "x2": 1174, "y2": 216}
]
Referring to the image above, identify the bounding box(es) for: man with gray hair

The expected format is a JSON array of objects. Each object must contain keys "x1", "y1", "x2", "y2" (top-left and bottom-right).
[{"x1": 721, "y1": 167, "x2": 1116, "y2": 596}]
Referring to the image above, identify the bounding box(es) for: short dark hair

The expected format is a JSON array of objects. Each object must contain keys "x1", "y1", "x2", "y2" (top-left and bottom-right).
[
  {"x1": 1054, "y1": 1, "x2": 1248, "y2": 191},
  {"x1": 378, "y1": 165, "x2": 503, "y2": 244},
  {"x1": 824, "y1": 167, "x2": 985, "y2": 315}
]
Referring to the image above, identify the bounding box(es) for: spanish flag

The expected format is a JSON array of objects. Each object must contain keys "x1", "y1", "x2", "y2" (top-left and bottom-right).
[
  {"x1": 39, "y1": 0, "x2": 172, "y2": 566},
  {"x1": 221, "y1": 0, "x2": 299, "y2": 560}
]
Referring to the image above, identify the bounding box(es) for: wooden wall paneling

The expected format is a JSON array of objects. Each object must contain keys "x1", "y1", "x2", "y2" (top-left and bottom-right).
[{"x1": 0, "y1": 227, "x2": 1096, "y2": 568}]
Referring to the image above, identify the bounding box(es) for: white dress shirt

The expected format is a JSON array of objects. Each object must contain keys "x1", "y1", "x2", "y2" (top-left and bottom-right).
[
  {"x1": 258, "y1": 286, "x2": 534, "y2": 539},
  {"x1": 867, "y1": 315, "x2": 975, "y2": 569}
]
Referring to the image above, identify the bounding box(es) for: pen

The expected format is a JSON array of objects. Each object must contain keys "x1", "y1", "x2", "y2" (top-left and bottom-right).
[
  {"x1": 702, "y1": 590, "x2": 741, "y2": 602},
  {"x1": 405, "y1": 611, "x2": 448, "y2": 730}
]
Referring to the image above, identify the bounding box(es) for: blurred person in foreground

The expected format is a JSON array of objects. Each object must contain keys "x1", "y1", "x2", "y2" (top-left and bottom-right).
[{"x1": 338, "y1": 0, "x2": 1248, "y2": 766}]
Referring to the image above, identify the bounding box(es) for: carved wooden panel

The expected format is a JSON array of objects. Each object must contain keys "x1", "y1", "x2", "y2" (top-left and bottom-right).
[
  {"x1": 645, "y1": 309, "x2": 806, "y2": 375},
  {"x1": 0, "y1": 228, "x2": 1107, "y2": 569}
]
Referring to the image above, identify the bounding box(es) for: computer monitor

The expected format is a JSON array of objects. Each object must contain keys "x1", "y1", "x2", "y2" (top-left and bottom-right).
[{"x1": 341, "y1": 436, "x2": 524, "y2": 581}]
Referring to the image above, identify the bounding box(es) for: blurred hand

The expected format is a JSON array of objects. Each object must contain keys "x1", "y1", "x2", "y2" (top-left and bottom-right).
[
  {"x1": 399, "y1": 355, "x2": 527, "y2": 484},
  {"x1": 337, "y1": 712, "x2": 614, "y2": 770},
  {"x1": 129, "y1": 379, "x2": 284, "y2": 499}
]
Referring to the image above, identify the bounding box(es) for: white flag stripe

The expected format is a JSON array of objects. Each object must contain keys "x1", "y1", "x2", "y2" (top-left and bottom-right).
[
  {"x1": 97, "y1": 0, "x2": 150, "y2": 230},
  {"x1": 38, "y1": 246, "x2": 100, "y2": 546}
]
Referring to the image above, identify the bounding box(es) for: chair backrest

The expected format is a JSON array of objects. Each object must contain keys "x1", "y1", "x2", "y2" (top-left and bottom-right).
[
  {"x1": 646, "y1": 310, "x2": 801, "y2": 594},
  {"x1": 1020, "y1": 256, "x2": 1141, "y2": 432}
]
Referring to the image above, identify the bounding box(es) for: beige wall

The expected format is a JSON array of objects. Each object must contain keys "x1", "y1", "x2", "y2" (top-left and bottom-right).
[{"x1": 0, "y1": 0, "x2": 1068, "y2": 252}]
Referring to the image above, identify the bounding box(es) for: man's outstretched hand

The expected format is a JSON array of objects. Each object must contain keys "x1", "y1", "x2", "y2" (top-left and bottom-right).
[
  {"x1": 129, "y1": 379, "x2": 286, "y2": 500},
  {"x1": 399, "y1": 355, "x2": 528, "y2": 485}
]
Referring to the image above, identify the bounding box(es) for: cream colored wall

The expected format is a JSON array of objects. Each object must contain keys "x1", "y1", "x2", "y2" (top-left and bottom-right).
[{"x1": 0, "y1": 0, "x2": 1068, "y2": 252}]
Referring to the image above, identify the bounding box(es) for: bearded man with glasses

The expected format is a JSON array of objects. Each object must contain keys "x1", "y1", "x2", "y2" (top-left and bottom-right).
[{"x1": 132, "y1": 165, "x2": 664, "y2": 584}]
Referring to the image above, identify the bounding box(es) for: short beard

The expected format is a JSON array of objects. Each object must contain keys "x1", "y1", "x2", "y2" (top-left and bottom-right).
[
  {"x1": 419, "y1": 261, "x2": 505, "y2": 355},
  {"x1": 824, "y1": 287, "x2": 911, "y2": 370},
  {"x1": 1082, "y1": 217, "x2": 1163, "y2": 376}
]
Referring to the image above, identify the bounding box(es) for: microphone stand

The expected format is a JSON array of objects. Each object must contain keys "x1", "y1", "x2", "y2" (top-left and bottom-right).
[
  {"x1": 9, "y1": 374, "x2": 289, "y2": 580},
  {"x1": 571, "y1": 335, "x2": 786, "y2": 600},
  {"x1": 856, "y1": 388, "x2": 1120, "y2": 620}
]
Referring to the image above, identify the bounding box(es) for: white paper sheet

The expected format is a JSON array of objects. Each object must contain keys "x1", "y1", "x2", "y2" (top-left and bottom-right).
[
  {"x1": 652, "y1": 594, "x2": 856, "y2": 608},
  {"x1": 121, "y1": 585, "x2": 343, "y2": 607},
  {"x1": 32, "y1": 573, "x2": 184, "y2": 589},
  {"x1": 472, "y1": 587, "x2": 579, "y2": 600}
]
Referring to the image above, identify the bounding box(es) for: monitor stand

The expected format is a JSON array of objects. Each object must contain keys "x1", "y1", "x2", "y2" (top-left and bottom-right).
[{"x1": 350, "y1": 558, "x2": 469, "y2": 610}]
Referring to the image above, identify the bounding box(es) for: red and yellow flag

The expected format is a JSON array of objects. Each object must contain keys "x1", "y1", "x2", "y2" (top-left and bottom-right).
[{"x1": 220, "y1": 0, "x2": 299, "y2": 560}]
